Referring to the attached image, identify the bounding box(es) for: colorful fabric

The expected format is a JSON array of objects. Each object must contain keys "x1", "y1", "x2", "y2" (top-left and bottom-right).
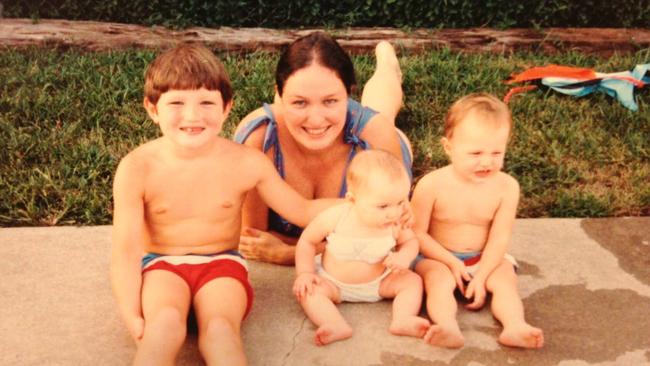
[
  {"x1": 505, "y1": 64, "x2": 650, "y2": 111},
  {"x1": 142, "y1": 250, "x2": 254, "y2": 318}
]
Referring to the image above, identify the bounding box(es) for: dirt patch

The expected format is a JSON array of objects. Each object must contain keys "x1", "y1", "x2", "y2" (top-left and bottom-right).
[{"x1": 3, "y1": 19, "x2": 650, "y2": 56}]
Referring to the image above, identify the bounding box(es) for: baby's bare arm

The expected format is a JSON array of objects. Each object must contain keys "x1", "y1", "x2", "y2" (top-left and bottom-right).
[
  {"x1": 110, "y1": 155, "x2": 148, "y2": 337},
  {"x1": 473, "y1": 175, "x2": 520, "y2": 282}
]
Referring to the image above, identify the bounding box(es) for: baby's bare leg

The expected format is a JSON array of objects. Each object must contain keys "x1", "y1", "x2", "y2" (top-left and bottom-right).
[
  {"x1": 194, "y1": 277, "x2": 249, "y2": 366},
  {"x1": 300, "y1": 278, "x2": 352, "y2": 346},
  {"x1": 136, "y1": 270, "x2": 192, "y2": 366},
  {"x1": 379, "y1": 270, "x2": 430, "y2": 338},
  {"x1": 361, "y1": 41, "x2": 403, "y2": 123},
  {"x1": 486, "y1": 261, "x2": 544, "y2": 349},
  {"x1": 415, "y1": 259, "x2": 464, "y2": 348}
]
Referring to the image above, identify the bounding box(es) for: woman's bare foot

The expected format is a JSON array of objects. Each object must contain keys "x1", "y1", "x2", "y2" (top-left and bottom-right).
[
  {"x1": 389, "y1": 315, "x2": 431, "y2": 338},
  {"x1": 314, "y1": 323, "x2": 353, "y2": 346},
  {"x1": 423, "y1": 324, "x2": 464, "y2": 348},
  {"x1": 375, "y1": 41, "x2": 402, "y2": 82},
  {"x1": 499, "y1": 324, "x2": 544, "y2": 348}
]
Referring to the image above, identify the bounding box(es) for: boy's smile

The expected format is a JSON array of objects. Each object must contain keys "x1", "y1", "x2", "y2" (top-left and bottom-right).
[{"x1": 145, "y1": 88, "x2": 232, "y2": 152}]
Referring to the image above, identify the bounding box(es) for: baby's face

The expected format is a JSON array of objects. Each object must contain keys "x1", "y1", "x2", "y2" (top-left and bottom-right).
[
  {"x1": 352, "y1": 173, "x2": 410, "y2": 229},
  {"x1": 443, "y1": 111, "x2": 510, "y2": 183},
  {"x1": 146, "y1": 87, "x2": 231, "y2": 151}
]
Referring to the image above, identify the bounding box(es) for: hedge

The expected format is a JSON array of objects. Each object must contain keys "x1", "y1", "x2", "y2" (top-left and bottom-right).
[{"x1": 6, "y1": 0, "x2": 650, "y2": 29}]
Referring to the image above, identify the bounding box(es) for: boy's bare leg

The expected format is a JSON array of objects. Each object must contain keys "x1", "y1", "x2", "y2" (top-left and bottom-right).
[
  {"x1": 136, "y1": 270, "x2": 192, "y2": 366},
  {"x1": 486, "y1": 261, "x2": 544, "y2": 349},
  {"x1": 194, "y1": 277, "x2": 249, "y2": 366},
  {"x1": 416, "y1": 259, "x2": 464, "y2": 348},
  {"x1": 361, "y1": 41, "x2": 403, "y2": 124},
  {"x1": 300, "y1": 279, "x2": 352, "y2": 346},
  {"x1": 379, "y1": 270, "x2": 430, "y2": 338}
]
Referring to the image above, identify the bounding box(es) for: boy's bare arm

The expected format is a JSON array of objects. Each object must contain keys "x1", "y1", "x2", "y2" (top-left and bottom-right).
[
  {"x1": 110, "y1": 156, "x2": 148, "y2": 339},
  {"x1": 253, "y1": 150, "x2": 341, "y2": 227},
  {"x1": 411, "y1": 173, "x2": 457, "y2": 265},
  {"x1": 473, "y1": 176, "x2": 520, "y2": 282}
]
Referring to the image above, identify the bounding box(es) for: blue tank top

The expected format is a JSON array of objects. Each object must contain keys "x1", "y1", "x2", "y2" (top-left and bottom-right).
[{"x1": 234, "y1": 98, "x2": 412, "y2": 238}]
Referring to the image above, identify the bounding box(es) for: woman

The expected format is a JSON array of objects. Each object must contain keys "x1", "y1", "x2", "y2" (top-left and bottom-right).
[{"x1": 235, "y1": 32, "x2": 412, "y2": 264}]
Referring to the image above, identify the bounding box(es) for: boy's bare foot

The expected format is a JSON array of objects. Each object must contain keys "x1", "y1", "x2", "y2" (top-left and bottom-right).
[
  {"x1": 423, "y1": 324, "x2": 464, "y2": 348},
  {"x1": 389, "y1": 315, "x2": 431, "y2": 338},
  {"x1": 375, "y1": 41, "x2": 402, "y2": 82},
  {"x1": 314, "y1": 323, "x2": 353, "y2": 346},
  {"x1": 499, "y1": 324, "x2": 544, "y2": 348}
]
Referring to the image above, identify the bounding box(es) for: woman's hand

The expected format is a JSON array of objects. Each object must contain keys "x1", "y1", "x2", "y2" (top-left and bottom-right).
[
  {"x1": 399, "y1": 201, "x2": 415, "y2": 229},
  {"x1": 239, "y1": 227, "x2": 294, "y2": 264}
]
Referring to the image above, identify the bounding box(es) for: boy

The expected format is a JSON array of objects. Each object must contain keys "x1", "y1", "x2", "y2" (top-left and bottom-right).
[
  {"x1": 110, "y1": 44, "x2": 333, "y2": 366},
  {"x1": 293, "y1": 150, "x2": 429, "y2": 346},
  {"x1": 411, "y1": 93, "x2": 544, "y2": 349}
]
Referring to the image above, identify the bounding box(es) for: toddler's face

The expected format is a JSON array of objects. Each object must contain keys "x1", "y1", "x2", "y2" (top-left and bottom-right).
[
  {"x1": 351, "y1": 173, "x2": 410, "y2": 229},
  {"x1": 146, "y1": 88, "x2": 231, "y2": 151},
  {"x1": 443, "y1": 111, "x2": 510, "y2": 183}
]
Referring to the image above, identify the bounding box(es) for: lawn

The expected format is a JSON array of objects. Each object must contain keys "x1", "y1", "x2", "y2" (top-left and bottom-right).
[{"x1": 0, "y1": 46, "x2": 648, "y2": 226}]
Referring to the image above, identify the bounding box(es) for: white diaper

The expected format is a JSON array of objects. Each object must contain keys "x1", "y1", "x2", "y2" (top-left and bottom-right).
[{"x1": 316, "y1": 259, "x2": 391, "y2": 303}]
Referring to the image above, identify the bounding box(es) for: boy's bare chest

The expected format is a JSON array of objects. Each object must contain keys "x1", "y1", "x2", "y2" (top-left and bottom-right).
[
  {"x1": 434, "y1": 185, "x2": 501, "y2": 225},
  {"x1": 143, "y1": 163, "x2": 247, "y2": 222}
]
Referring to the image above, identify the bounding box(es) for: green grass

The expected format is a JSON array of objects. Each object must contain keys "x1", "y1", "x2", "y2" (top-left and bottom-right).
[{"x1": 1, "y1": 46, "x2": 648, "y2": 226}]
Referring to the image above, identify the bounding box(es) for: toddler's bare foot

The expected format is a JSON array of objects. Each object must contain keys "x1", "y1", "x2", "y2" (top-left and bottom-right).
[
  {"x1": 423, "y1": 324, "x2": 464, "y2": 348},
  {"x1": 375, "y1": 41, "x2": 402, "y2": 82},
  {"x1": 499, "y1": 324, "x2": 544, "y2": 348},
  {"x1": 314, "y1": 323, "x2": 353, "y2": 346},
  {"x1": 389, "y1": 315, "x2": 431, "y2": 338}
]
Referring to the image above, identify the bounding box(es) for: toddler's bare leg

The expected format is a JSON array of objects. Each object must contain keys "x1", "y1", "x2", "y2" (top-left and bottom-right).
[
  {"x1": 379, "y1": 270, "x2": 430, "y2": 338},
  {"x1": 136, "y1": 270, "x2": 192, "y2": 366},
  {"x1": 300, "y1": 278, "x2": 352, "y2": 346},
  {"x1": 416, "y1": 259, "x2": 464, "y2": 348},
  {"x1": 194, "y1": 277, "x2": 249, "y2": 366},
  {"x1": 361, "y1": 41, "x2": 403, "y2": 124},
  {"x1": 486, "y1": 261, "x2": 544, "y2": 349}
]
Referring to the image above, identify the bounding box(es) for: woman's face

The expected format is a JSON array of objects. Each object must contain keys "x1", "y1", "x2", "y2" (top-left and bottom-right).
[{"x1": 278, "y1": 63, "x2": 348, "y2": 151}]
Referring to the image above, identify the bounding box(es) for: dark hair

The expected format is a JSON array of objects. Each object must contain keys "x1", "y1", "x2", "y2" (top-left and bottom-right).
[
  {"x1": 275, "y1": 32, "x2": 356, "y2": 96},
  {"x1": 144, "y1": 44, "x2": 232, "y2": 108}
]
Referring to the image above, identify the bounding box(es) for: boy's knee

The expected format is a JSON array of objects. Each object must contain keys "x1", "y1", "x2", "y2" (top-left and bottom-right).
[
  {"x1": 148, "y1": 307, "x2": 187, "y2": 340},
  {"x1": 203, "y1": 316, "x2": 240, "y2": 341}
]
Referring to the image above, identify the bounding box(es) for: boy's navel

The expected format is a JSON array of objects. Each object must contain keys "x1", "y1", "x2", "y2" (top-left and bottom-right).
[{"x1": 221, "y1": 201, "x2": 233, "y2": 208}]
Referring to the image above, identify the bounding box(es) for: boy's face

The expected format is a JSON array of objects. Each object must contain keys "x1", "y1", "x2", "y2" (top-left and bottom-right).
[
  {"x1": 144, "y1": 88, "x2": 231, "y2": 150},
  {"x1": 442, "y1": 111, "x2": 510, "y2": 184},
  {"x1": 348, "y1": 172, "x2": 410, "y2": 229},
  {"x1": 278, "y1": 63, "x2": 348, "y2": 151}
]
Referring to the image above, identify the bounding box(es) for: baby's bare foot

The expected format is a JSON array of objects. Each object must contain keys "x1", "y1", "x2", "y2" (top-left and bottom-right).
[
  {"x1": 423, "y1": 324, "x2": 464, "y2": 348},
  {"x1": 389, "y1": 316, "x2": 431, "y2": 338},
  {"x1": 314, "y1": 323, "x2": 353, "y2": 346},
  {"x1": 499, "y1": 324, "x2": 544, "y2": 348}
]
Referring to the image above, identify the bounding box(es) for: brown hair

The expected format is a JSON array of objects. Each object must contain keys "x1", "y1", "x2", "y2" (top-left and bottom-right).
[
  {"x1": 144, "y1": 44, "x2": 232, "y2": 108},
  {"x1": 346, "y1": 149, "x2": 408, "y2": 194},
  {"x1": 275, "y1": 32, "x2": 356, "y2": 96},
  {"x1": 444, "y1": 93, "x2": 512, "y2": 138}
]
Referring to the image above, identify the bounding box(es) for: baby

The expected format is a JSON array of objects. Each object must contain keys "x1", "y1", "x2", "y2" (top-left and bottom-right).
[
  {"x1": 293, "y1": 149, "x2": 430, "y2": 346},
  {"x1": 412, "y1": 93, "x2": 544, "y2": 349}
]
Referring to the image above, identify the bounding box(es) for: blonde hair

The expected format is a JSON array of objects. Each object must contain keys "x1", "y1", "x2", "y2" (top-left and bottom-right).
[
  {"x1": 144, "y1": 44, "x2": 232, "y2": 107},
  {"x1": 346, "y1": 150, "x2": 408, "y2": 194},
  {"x1": 444, "y1": 93, "x2": 512, "y2": 138}
]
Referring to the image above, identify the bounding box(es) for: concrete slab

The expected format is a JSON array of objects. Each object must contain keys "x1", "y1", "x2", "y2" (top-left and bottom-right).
[{"x1": 1, "y1": 218, "x2": 649, "y2": 366}]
